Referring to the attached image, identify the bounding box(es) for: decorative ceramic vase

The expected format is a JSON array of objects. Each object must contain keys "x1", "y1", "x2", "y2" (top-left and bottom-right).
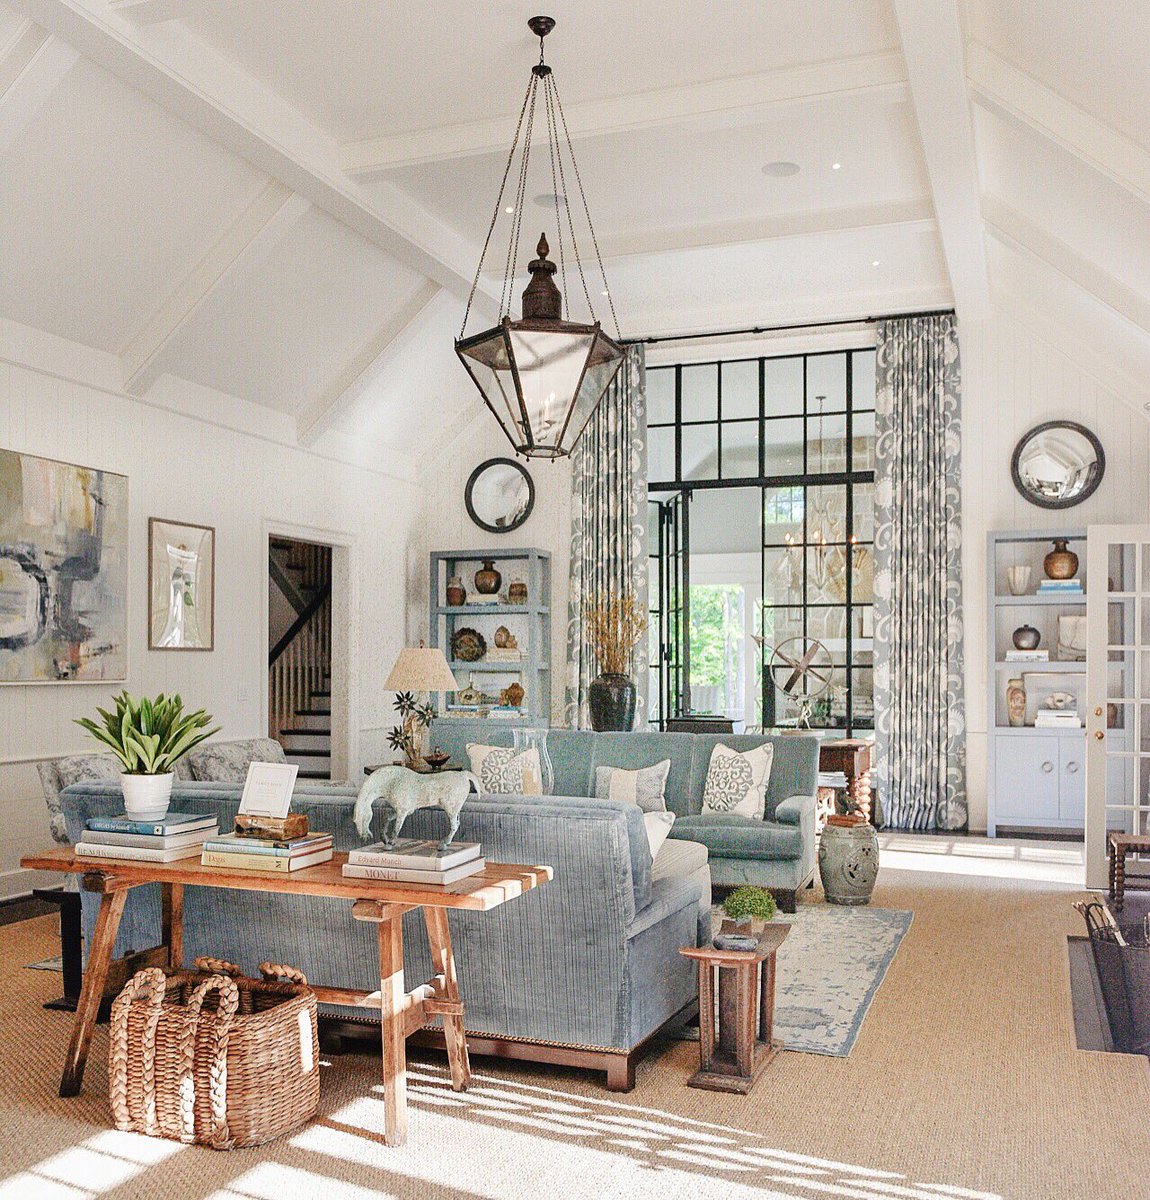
[
  {"x1": 1006, "y1": 565, "x2": 1032, "y2": 596},
  {"x1": 508, "y1": 577, "x2": 528, "y2": 605},
  {"x1": 474, "y1": 560, "x2": 501, "y2": 594},
  {"x1": 1044, "y1": 538, "x2": 1078, "y2": 580},
  {"x1": 120, "y1": 772, "x2": 174, "y2": 820},
  {"x1": 818, "y1": 818, "x2": 879, "y2": 905},
  {"x1": 1012, "y1": 624, "x2": 1041, "y2": 650},
  {"x1": 446, "y1": 575, "x2": 467, "y2": 607},
  {"x1": 1007, "y1": 678, "x2": 1026, "y2": 727},
  {"x1": 588, "y1": 673, "x2": 637, "y2": 731}
]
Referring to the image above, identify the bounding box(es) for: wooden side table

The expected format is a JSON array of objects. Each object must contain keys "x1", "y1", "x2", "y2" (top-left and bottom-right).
[
  {"x1": 1108, "y1": 832, "x2": 1150, "y2": 909},
  {"x1": 679, "y1": 922, "x2": 789, "y2": 1094},
  {"x1": 820, "y1": 738, "x2": 875, "y2": 825}
]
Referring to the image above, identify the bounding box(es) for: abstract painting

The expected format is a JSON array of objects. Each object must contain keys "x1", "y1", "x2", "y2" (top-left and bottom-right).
[
  {"x1": 0, "y1": 449, "x2": 128, "y2": 682},
  {"x1": 148, "y1": 518, "x2": 214, "y2": 650}
]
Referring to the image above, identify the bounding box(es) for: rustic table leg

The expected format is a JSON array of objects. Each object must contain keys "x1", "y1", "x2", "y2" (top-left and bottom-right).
[
  {"x1": 734, "y1": 964, "x2": 755, "y2": 1078},
  {"x1": 378, "y1": 910, "x2": 408, "y2": 1146},
  {"x1": 1109, "y1": 842, "x2": 1117, "y2": 905},
  {"x1": 1115, "y1": 849, "x2": 1127, "y2": 911},
  {"x1": 423, "y1": 907, "x2": 470, "y2": 1092},
  {"x1": 60, "y1": 887, "x2": 128, "y2": 1097},
  {"x1": 759, "y1": 952, "x2": 778, "y2": 1046},
  {"x1": 717, "y1": 965, "x2": 739, "y2": 1063},
  {"x1": 697, "y1": 961, "x2": 715, "y2": 1071},
  {"x1": 161, "y1": 882, "x2": 183, "y2": 970}
]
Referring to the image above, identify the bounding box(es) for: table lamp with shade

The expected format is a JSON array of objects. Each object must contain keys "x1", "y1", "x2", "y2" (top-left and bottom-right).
[{"x1": 384, "y1": 642, "x2": 459, "y2": 769}]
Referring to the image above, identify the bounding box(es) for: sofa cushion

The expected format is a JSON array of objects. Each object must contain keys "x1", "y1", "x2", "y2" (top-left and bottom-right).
[
  {"x1": 700, "y1": 743, "x2": 773, "y2": 819},
  {"x1": 593, "y1": 759, "x2": 671, "y2": 811},
  {"x1": 688, "y1": 733, "x2": 819, "y2": 819},
  {"x1": 642, "y1": 810, "x2": 675, "y2": 857},
  {"x1": 187, "y1": 738, "x2": 286, "y2": 783},
  {"x1": 589, "y1": 731, "x2": 696, "y2": 818},
  {"x1": 651, "y1": 836, "x2": 708, "y2": 883},
  {"x1": 670, "y1": 813, "x2": 803, "y2": 862},
  {"x1": 467, "y1": 744, "x2": 543, "y2": 794}
]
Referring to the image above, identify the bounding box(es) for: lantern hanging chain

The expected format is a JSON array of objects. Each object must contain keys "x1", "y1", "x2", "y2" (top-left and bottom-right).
[
  {"x1": 459, "y1": 70, "x2": 535, "y2": 338},
  {"x1": 550, "y1": 73, "x2": 620, "y2": 338},
  {"x1": 505, "y1": 73, "x2": 539, "y2": 317},
  {"x1": 542, "y1": 72, "x2": 568, "y2": 320},
  {"x1": 544, "y1": 72, "x2": 594, "y2": 324}
]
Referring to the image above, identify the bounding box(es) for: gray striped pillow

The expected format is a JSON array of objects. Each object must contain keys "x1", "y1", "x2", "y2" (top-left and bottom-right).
[{"x1": 593, "y1": 760, "x2": 672, "y2": 813}]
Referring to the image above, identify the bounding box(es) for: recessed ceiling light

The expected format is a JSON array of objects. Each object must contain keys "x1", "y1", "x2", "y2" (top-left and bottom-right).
[
  {"x1": 832, "y1": 162, "x2": 842, "y2": 170},
  {"x1": 762, "y1": 161, "x2": 800, "y2": 177},
  {"x1": 534, "y1": 192, "x2": 566, "y2": 207},
  {"x1": 871, "y1": 260, "x2": 881, "y2": 267}
]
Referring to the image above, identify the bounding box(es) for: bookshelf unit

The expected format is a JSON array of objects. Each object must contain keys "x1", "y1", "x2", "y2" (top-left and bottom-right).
[
  {"x1": 986, "y1": 528, "x2": 1088, "y2": 836},
  {"x1": 429, "y1": 548, "x2": 551, "y2": 730}
]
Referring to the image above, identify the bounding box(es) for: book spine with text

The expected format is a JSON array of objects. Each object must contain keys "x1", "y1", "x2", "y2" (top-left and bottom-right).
[
  {"x1": 75, "y1": 842, "x2": 200, "y2": 862},
  {"x1": 86, "y1": 816, "x2": 213, "y2": 837},
  {"x1": 346, "y1": 846, "x2": 478, "y2": 870},
  {"x1": 201, "y1": 850, "x2": 293, "y2": 871},
  {"x1": 200, "y1": 838, "x2": 331, "y2": 857},
  {"x1": 341, "y1": 860, "x2": 485, "y2": 884}
]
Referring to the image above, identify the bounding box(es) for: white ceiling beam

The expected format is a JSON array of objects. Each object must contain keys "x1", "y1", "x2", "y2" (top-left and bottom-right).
[
  {"x1": 108, "y1": 0, "x2": 226, "y2": 23},
  {"x1": 891, "y1": 0, "x2": 990, "y2": 322},
  {"x1": 297, "y1": 280, "x2": 442, "y2": 447},
  {"x1": 983, "y1": 196, "x2": 1150, "y2": 337},
  {"x1": 121, "y1": 181, "x2": 310, "y2": 395},
  {"x1": 341, "y1": 52, "x2": 908, "y2": 177},
  {"x1": 0, "y1": 19, "x2": 78, "y2": 157},
  {"x1": 597, "y1": 198, "x2": 935, "y2": 261},
  {"x1": 968, "y1": 43, "x2": 1150, "y2": 207},
  {"x1": 7, "y1": 0, "x2": 497, "y2": 314}
]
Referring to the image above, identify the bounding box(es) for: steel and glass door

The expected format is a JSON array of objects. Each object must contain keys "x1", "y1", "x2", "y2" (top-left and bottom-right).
[
  {"x1": 649, "y1": 493, "x2": 688, "y2": 727},
  {"x1": 1085, "y1": 526, "x2": 1150, "y2": 889}
]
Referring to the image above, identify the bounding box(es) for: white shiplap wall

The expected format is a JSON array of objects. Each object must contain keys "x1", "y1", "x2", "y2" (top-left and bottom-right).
[
  {"x1": 0, "y1": 359, "x2": 420, "y2": 898},
  {"x1": 962, "y1": 307, "x2": 1150, "y2": 830}
]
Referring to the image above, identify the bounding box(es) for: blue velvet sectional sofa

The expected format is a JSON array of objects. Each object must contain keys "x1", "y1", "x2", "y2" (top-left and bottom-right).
[
  {"x1": 433, "y1": 723, "x2": 822, "y2": 909},
  {"x1": 61, "y1": 729, "x2": 817, "y2": 1089}
]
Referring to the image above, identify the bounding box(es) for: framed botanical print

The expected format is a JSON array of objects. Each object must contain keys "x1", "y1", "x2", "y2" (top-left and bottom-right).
[{"x1": 148, "y1": 518, "x2": 215, "y2": 650}]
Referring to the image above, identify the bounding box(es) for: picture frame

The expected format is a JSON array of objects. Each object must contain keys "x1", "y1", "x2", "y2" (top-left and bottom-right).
[{"x1": 148, "y1": 518, "x2": 215, "y2": 651}]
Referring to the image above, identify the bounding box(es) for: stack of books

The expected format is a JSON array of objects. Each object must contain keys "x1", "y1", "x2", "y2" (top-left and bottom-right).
[
  {"x1": 200, "y1": 831, "x2": 333, "y2": 872},
  {"x1": 1005, "y1": 648, "x2": 1049, "y2": 662},
  {"x1": 1038, "y1": 578, "x2": 1084, "y2": 596},
  {"x1": 1035, "y1": 709, "x2": 1082, "y2": 728},
  {"x1": 342, "y1": 838, "x2": 485, "y2": 885},
  {"x1": 76, "y1": 812, "x2": 219, "y2": 862}
]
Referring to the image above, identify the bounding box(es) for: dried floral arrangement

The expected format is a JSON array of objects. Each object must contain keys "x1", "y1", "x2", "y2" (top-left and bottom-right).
[{"x1": 584, "y1": 593, "x2": 647, "y2": 676}]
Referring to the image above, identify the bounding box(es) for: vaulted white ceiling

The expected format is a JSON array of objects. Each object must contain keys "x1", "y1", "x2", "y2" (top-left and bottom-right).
[{"x1": 0, "y1": 0, "x2": 1145, "y2": 459}]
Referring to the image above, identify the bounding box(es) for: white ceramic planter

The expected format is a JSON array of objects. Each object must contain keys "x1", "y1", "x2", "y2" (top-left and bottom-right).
[{"x1": 120, "y1": 772, "x2": 174, "y2": 820}]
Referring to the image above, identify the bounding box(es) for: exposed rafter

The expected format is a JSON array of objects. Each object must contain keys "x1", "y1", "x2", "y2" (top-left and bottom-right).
[
  {"x1": 968, "y1": 43, "x2": 1150, "y2": 207},
  {"x1": 891, "y1": 0, "x2": 990, "y2": 323},
  {"x1": 983, "y1": 196, "x2": 1150, "y2": 337},
  {"x1": 597, "y1": 199, "x2": 935, "y2": 261},
  {"x1": 296, "y1": 280, "x2": 443, "y2": 447},
  {"x1": 0, "y1": 19, "x2": 78, "y2": 157},
  {"x1": 7, "y1": 0, "x2": 498, "y2": 315},
  {"x1": 121, "y1": 181, "x2": 310, "y2": 395},
  {"x1": 341, "y1": 52, "x2": 908, "y2": 177}
]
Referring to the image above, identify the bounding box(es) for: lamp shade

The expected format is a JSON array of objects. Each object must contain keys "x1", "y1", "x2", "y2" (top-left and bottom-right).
[{"x1": 385, "y1": 646, "x2": 459, "y2": 693}]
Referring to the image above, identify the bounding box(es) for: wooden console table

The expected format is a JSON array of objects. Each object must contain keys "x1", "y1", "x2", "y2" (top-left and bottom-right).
[
  {"x1": 679, "y1": 922, "x2": 789, "y2": 1094},
  {"x1": 820, "y1": 738, "x2": 876, "y2": 825},
  {"x1": 20, "y1": 848, "x2": 550, "y2": 1146}
]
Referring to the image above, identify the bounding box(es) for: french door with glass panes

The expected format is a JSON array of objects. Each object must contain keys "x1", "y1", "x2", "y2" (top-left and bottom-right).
[
  {"x1": 1085, "y1": 527, "x2": 1150, "y2": 889},
  {"x1": 648, "y1": 493, "x2": 688, "y2": 726}
]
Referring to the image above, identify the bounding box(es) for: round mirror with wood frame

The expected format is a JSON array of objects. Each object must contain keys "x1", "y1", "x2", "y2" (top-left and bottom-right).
[
  {"x1": 1010, "y1": 420, "x2": 1105, "y2": 510},
  {"x1": 465, "y1": 458, "x2": 535, "y2": 534}
]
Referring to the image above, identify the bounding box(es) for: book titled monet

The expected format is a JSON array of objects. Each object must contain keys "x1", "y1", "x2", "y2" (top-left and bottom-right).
[
  {"x1": 346, "y1": 839, "x2": 481, "y2": 871},
  {"x1": 341, "y1": 858, "x2": 486, "y2": 885}
]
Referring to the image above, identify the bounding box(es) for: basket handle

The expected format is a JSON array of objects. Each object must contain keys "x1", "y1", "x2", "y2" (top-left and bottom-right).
[
  {"x1": 110, "y1": 967, "x2": 168, "y2": 1137},
  {"x1": 259, "y1": 962, "x2": 309, "y2": 986},
  {"x1": 1074, "y1": 900, "x2": 1108, "y2": 938},
  {"x1": 178, "y1": 974, "x2": 240, "y2": 1150},
  {"x1": 193, "y1": 956, "x2": 243, "y2": 977}
]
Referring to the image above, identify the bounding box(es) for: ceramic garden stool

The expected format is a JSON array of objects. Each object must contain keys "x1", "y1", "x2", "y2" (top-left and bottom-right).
[{"x1": 679, "y1": 923, "x2": 789, "y2": 1094}]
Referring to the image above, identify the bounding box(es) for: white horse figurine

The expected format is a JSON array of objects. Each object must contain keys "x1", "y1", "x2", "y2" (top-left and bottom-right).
[{"x1": 353, "y1": 765, "x2": 479, "y2": 850}]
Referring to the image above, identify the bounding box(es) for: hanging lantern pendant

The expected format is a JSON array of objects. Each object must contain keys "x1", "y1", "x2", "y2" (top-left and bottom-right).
[{"x1": 454, "y1": 17, "x2": 625, "y2": 460}]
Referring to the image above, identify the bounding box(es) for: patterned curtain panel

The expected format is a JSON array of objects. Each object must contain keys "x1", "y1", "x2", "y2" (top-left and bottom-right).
[
  {"x1": 873, "y1": 315, "x2": 966, "y2": 830},
  {"x1": 564, "y1": 345, "x2": 649, "y2": 729}
]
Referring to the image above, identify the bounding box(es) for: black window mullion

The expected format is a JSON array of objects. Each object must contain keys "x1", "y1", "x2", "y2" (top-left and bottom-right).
[{"x1": 845, "y1": 350, "x2": 854, "y2": 735}]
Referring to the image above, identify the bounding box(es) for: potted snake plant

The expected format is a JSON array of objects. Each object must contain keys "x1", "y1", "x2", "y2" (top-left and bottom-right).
[{"x1": 75, "y1": 692, "x2": 219, "y2": 819}]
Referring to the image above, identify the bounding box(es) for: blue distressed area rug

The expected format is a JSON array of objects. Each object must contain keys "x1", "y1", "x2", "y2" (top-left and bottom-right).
[{"x1": 710, "y1": 903, "x2": 913, "y2": 1057}]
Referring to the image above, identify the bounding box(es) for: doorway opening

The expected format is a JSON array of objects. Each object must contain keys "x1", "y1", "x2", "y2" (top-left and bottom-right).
[{"x1": 268, "y1": 535, "x2": 341, "y2": 781}]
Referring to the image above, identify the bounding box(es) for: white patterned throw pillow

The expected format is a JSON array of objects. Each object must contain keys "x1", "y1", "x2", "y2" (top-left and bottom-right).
[
  {"x1": 701, "y1": 743, "x2": 773, "y2": 819},
  {"x1": 593, "y1": 760, "x2": 672, "y2": 812},
  {"x1": 466, "y1": 744, "x2": 543, "y2": 795}
]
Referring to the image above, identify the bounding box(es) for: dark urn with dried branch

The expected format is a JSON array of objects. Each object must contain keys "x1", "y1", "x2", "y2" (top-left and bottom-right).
[{"x1": 585, "y1": 594, "x2": 647, "y2": 731}]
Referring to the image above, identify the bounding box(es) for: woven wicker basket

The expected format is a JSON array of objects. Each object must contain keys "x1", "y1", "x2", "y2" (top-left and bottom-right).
[{"x1": 109, "y1": 957, "x2": 320, "y2": 1149}]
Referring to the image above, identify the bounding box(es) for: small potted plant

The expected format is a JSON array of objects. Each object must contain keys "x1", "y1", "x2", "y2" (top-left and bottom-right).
[
  {"x1": 715, "y1": 886, "x2": 777, "y2": 950},
  {"x1": 75, "y1": 692, "x2": 219, "y2": 819}
]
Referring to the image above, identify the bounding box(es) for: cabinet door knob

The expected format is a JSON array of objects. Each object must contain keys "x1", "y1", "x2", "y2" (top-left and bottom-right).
[
  {"x1": 1041, "y1": 761, "x2": 1054, "y2": 773},
  {"x1": 1067, "y1": 761, "x2": 1080, "y2": 773}
]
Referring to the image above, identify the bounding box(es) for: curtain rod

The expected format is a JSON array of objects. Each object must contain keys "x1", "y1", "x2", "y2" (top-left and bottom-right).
[{"x1": 621, "y1": 307, "x2": 956, "y2": 347}]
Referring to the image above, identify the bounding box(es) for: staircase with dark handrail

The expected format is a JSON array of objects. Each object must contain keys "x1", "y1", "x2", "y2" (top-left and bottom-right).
[{"x1": 268, "y1": 538, "x2": 333, "y2": 780}]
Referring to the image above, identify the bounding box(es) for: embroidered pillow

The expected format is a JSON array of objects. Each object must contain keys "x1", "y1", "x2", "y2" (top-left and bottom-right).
[
  {"x1": 593, "y1": 760, "x2": 672, "y2": 813},
  {"x1": 643, "y1": 810, "x2": 676, "y2": 859},
  {"x1": 701, "y1": 743, "x2": 773, "y2": 819},
  {"x1": 466, "y1": 744, "x2": 543, "y2": 795}
]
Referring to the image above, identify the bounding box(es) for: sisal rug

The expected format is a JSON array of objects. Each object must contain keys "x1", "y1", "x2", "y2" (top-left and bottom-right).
[{"x1": 708, "y1": 903, "x2": 912, "y2": 1056}]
